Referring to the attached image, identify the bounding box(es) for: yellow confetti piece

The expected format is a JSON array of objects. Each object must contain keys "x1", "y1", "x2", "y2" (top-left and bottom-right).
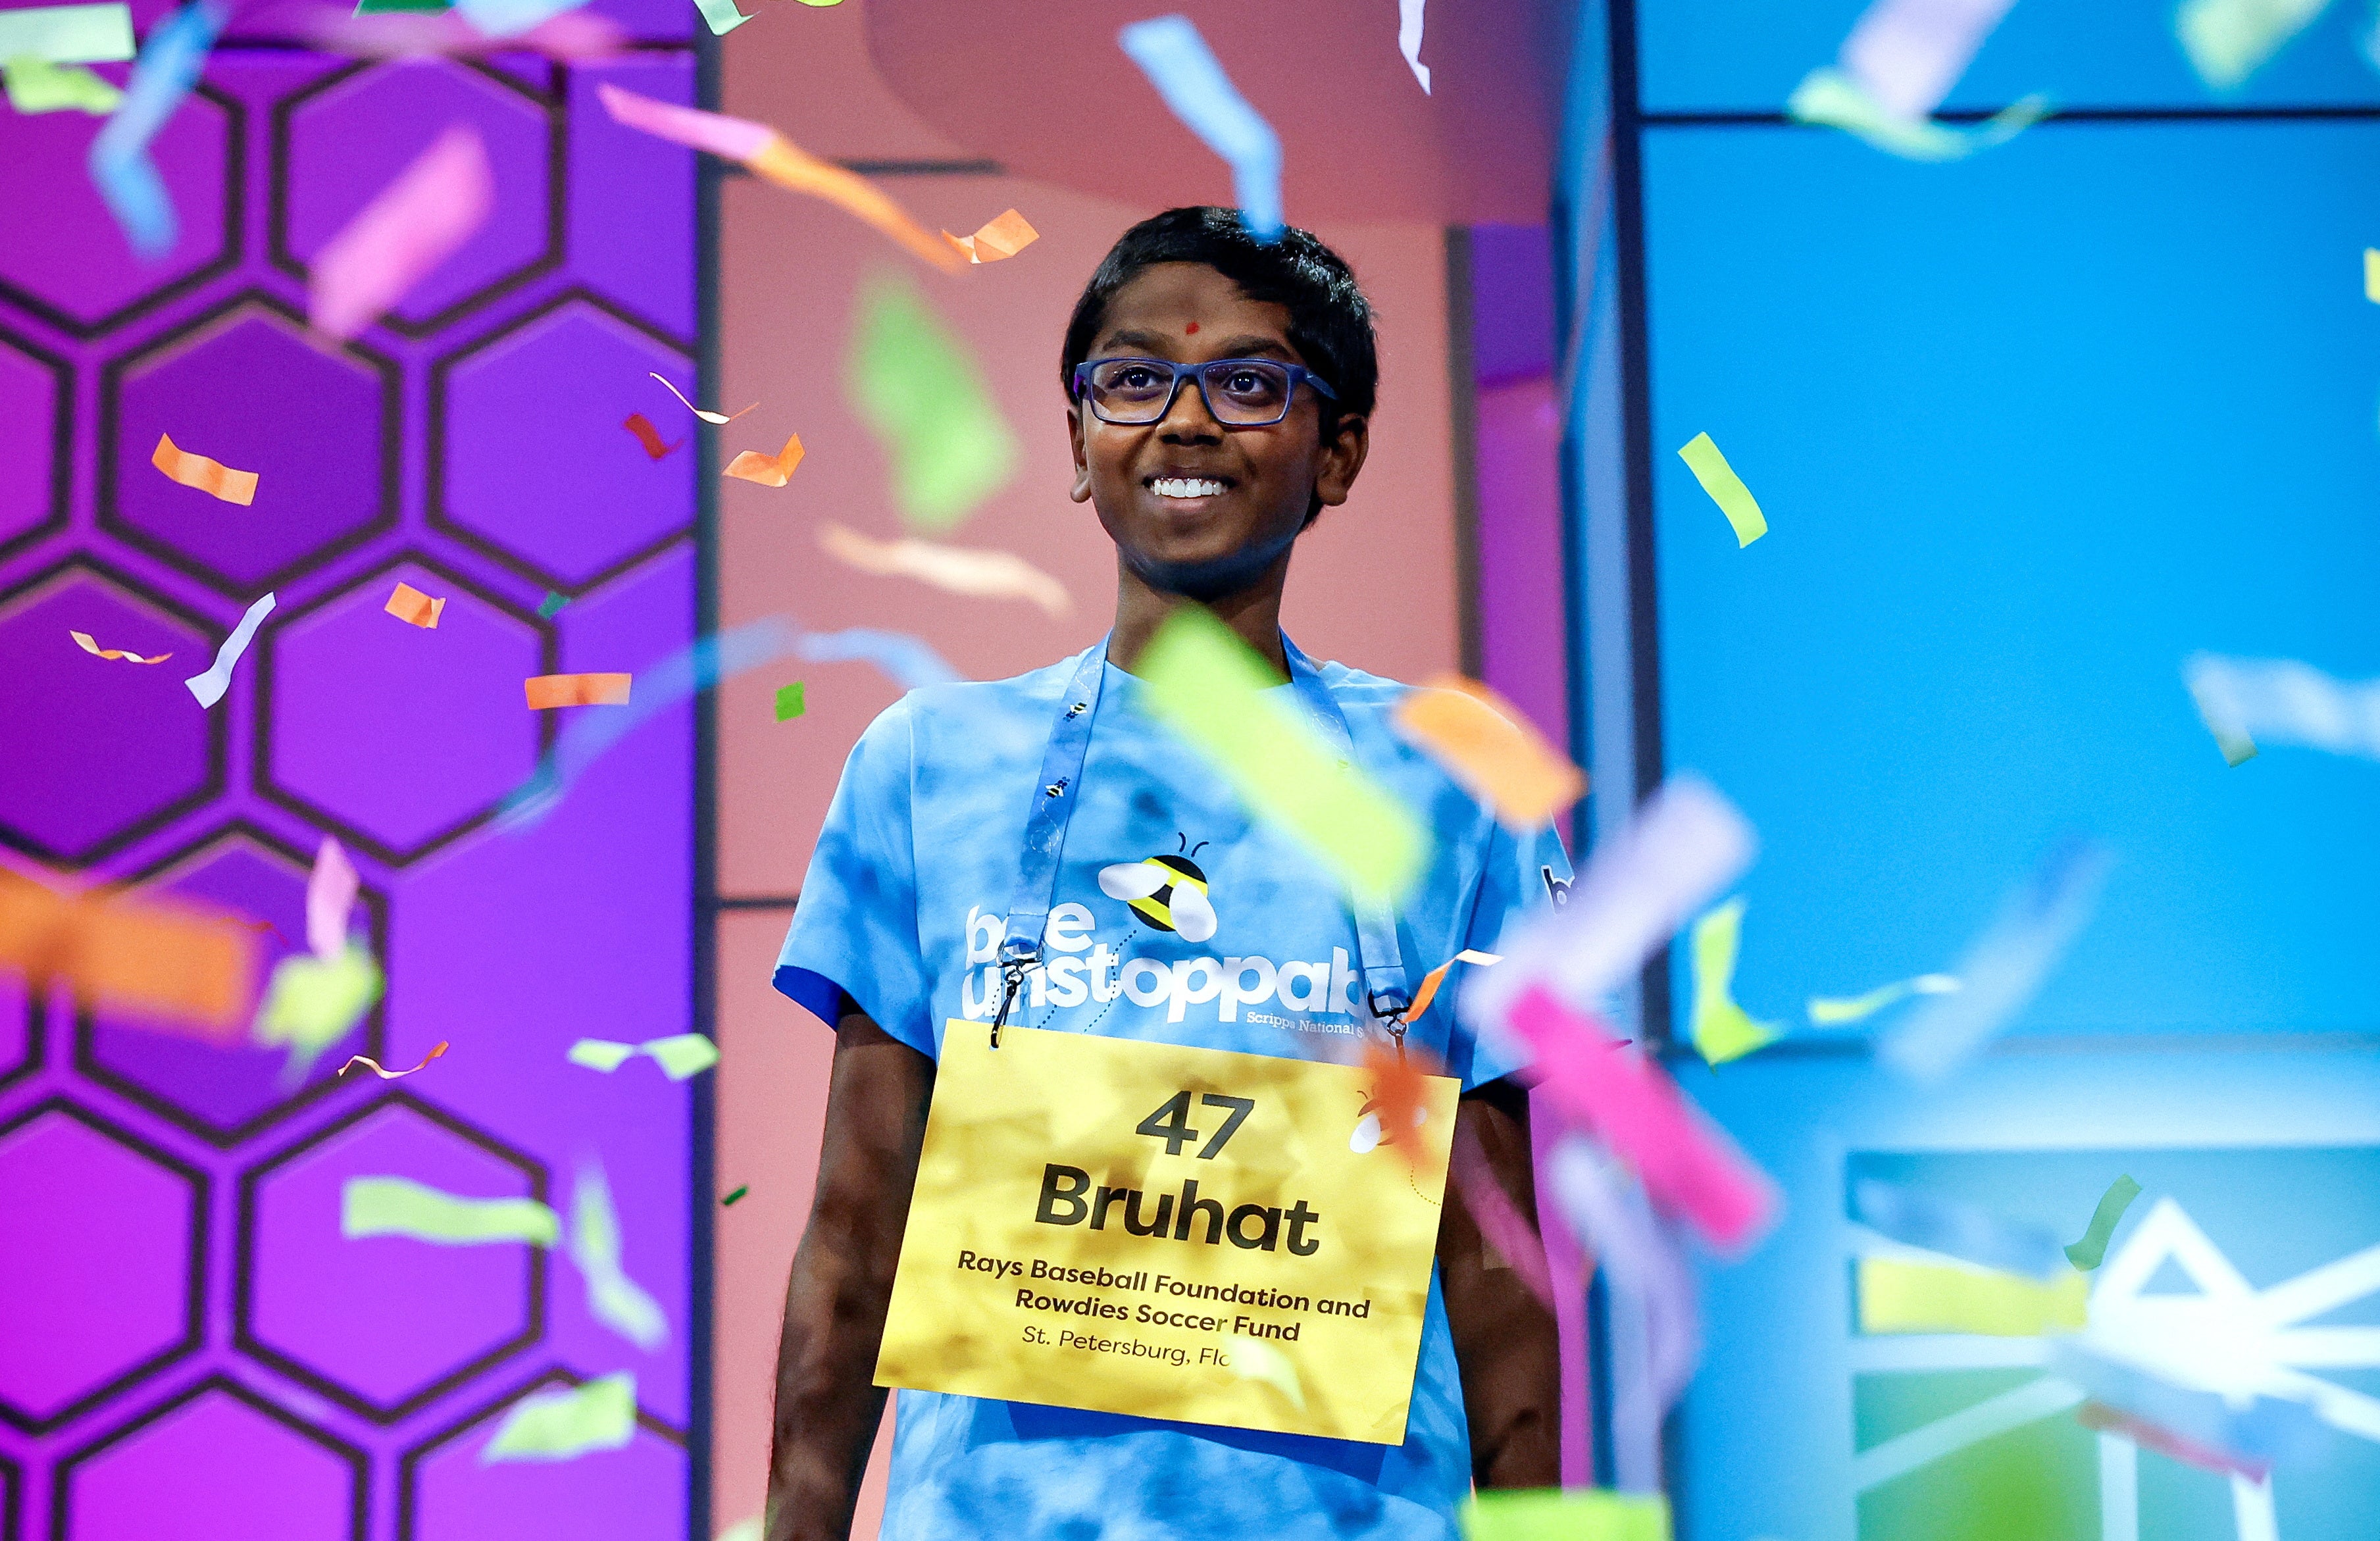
[
  {"x1": 342, "y1": 1176, "x2": 558, "y2": 1246},
  {"x1": 567, "y1": 1033, "x2": 718, "y2": 1080},
  {"x1": 69, "y1": 630, "x2": 170, "y2": 664},
  {"x1": 484, "y1": 1373, "x2": 638, "y2": 1462},
  {"x1": 1135, "y1": 605, "x2": 1425, "y2": 902},
  {"x1": 1688, "y1": 897, "x2": 1781, "y2": 1065},
  {"x1": 571, "y1": 1161, "x2": 667, "y2": 1349},
  {"x1": 1808, "y1": 973, "x2": 1960, "y2": 1025},
  {"x1": 1463, "y1": 1488, "x2": 1671, "y2": 1541},
  {"x1": 1787, "y1": 67, "x2": 2050, "y2": 161},
  {"x1": 2177, "y1": 0, "x2": 2331, "y2": 90},
  {"x1": 1221, "y1": 1334, "x2": 1305, "y2": 1411},
  {"x1": 941, "y1": 207, "x2": 1039, "y2": 264},
  {"x1": 253, "y1": 942, "x2": 382, "y2": 1069},
  {"x1": 1401, "y1": 948, "x2": 1500, "y2": 1024},
  {"x1": 384, "y1": 581, "x2": 445, "y2": 628},
  {"x1": 1394, "y1": 675, "x2": 1584, "y2": 826},
  {"x1": 4, "y1": 55, "x2": 121, "y2": 114},
  {"x1": 1676, "y1": 432, "x2": 1766, "y2": 545},
  {"x1": 2366, "y1": 248, "x2": 2380, "y2": 305},
  {"x1": 1857, "y1": 1255, "x2": 2088, "y2": 1336}
]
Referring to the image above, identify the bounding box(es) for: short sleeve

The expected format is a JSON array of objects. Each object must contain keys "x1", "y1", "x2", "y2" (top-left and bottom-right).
[
  {"x1": 773, "y1": 701, "x2": 936, "y2": 1055},
  {"x1": 1442, "y1": 817, "x2": 1573, "y2": 1089}
]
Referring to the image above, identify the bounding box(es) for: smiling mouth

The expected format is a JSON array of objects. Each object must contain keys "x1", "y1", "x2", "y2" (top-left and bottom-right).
[{"x1": 1148, "y1": 476, "x2": 1232, "y2": 499}]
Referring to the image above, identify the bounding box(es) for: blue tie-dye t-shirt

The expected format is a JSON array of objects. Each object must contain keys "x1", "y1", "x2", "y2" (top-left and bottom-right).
[{"x1": 775, "y1": 641, "x2": 1571, "y2": 1541}]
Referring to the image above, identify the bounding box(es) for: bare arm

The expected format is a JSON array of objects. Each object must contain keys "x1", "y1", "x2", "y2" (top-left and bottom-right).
[
  {"x1": 764, "y1": 1006, "x2": 936, "y2": 1541},
  {"x1": 1438, "y1": 1076, "x2": 1560, "y2": 1489}
]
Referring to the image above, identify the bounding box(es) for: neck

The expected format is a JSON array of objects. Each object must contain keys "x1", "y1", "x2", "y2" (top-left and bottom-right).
[{"x1": 1107, "y1": 547, "x2": 1293, "y2": 676}]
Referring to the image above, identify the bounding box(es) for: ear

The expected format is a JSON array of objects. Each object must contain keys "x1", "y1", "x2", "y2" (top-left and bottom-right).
[
  {"x1": 1067, "y1": 404, "x2": 1094, "y2": 503},
  {"x1": 1312, "y1": 413, "x2": 1369, "y2": 509}
]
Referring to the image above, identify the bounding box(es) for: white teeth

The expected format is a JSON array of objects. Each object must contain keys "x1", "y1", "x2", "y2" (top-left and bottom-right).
[{"x1": 1150, "y1": 477, "x2": 1227, "y2": 499}]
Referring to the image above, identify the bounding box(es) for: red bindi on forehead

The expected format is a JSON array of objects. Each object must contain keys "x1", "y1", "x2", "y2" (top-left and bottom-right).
[{"x1": 1184, "y1": 322, "x2": 1199, "y2": 334}]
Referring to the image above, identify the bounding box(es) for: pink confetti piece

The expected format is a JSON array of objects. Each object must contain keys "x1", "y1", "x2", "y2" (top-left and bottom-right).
[
  {"x1": 305, "y1": 835, "x2": 360, "y2": 961},
  {"x1": 594, "y1": 80, "x2": 772, "y2": 163},
  {"x1": 310, "y1": 124, "x2": 494, "y2": 341},
  {"x1": 1448, "y1": 1122, "x2": 1555, "y2": 1309}
]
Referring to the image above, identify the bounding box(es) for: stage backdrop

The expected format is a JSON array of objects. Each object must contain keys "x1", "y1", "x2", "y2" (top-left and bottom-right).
[{"x1": 0, "y1": 5, "x2": 707, "y2": 1540}]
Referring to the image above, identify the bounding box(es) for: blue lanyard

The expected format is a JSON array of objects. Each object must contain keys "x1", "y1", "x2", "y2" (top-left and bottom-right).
[{"x1": 991, "y1": 634, "x2": 1411, "y2": 1044}]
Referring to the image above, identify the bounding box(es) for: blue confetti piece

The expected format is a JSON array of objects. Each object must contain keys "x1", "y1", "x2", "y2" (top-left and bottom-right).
[
  {"x1": 88, "y1": 0, "x2": 221, "y2": 259},
  {"x1": 1851, "y1": 1179, "x2": 2069, "y2": 1282},
  {"x1": 796, "y1": 626, "x2": 961, "y2": 691},
  {"x1": 1118, "y1": 14, "x2": 1282, "y2": 242}
]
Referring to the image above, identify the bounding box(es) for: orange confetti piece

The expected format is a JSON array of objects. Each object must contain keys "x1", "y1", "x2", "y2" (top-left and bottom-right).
[
  {"x1": 339, "y1": 1040, "x2": 450, "y2": 1079},
  {"x1": 1359, "y1": 1037, "x2": 1448, "y2": 1172},
  {"x1": 1396, "y1": 675, "x2": 1586, "y2": 826},
  {"x1": 819, "y1": 521, "x2": 1070, "y2": 617},
  {"x1": 1400, "y1": 947, "x2": 1501, "y2": 1024},
  {"x1": 622, "y1": 411, "x2": 680, "y2": 461},
  {"x1": 524, "y1": 672, "x2": 633, "y2": 709},
  {"x1": 747, "y1": 134, "x2": 965, "y2": 274},
  {"x1": 152, "y1": 432, "x2": 258, "y2": 505},
  {"x1": 384, "y1": 582, "x2": 445, "y2": 628},
  {"x1": 0, "y1": 869, "x2": 259, "y2": 1038},
  {"x1": 723, "y1": 431, "x2": 805, "y2": 488},
  {"x1": 649, "y1": 372, "x2": 754, "y2": 426},
  {"x1": 942, "y1": 208, "x2": 1040, "y2": 264},
  {"x1": 69, "y1": 630, "x2": 172, "y2": 665}
]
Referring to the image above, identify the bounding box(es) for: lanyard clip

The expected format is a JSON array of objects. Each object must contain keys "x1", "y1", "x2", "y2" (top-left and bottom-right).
[{"x1": 990, "y1": 936, "x2": 1040, "y2": 1048}]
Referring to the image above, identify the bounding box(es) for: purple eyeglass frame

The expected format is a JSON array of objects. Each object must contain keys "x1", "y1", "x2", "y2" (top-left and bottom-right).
[{"x1": 1070, "y1": 356, "x2": 1340, "y2": 426}]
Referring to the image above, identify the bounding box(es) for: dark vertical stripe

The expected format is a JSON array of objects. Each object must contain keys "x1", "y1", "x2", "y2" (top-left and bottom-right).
[{"x1": 1444, "y1": 225, "x2": 1484, "y2": 679}]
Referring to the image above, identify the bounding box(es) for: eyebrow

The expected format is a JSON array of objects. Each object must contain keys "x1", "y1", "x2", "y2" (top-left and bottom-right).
[{"x1": 1097, "y1": 329, "x2": 1298, "y2": 361}]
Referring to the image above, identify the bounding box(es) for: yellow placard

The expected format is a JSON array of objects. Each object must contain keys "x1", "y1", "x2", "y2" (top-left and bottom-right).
[{"x1": 876, "y1": 1023, "x2": 1459, "y2": 1444}]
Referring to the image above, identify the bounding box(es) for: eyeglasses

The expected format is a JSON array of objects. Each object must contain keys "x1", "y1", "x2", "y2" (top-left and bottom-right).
[{"x1": 1071, "y1": 357, "x2": 1338, "y2": 428}]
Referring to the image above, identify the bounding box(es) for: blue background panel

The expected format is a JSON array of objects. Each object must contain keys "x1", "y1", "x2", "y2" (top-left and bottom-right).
[
  {"x1": 1639, "y1": 118, "x2": 2380, "y2": 1040},
  {"x1": 1636, "y1": 0, "x2": 2380, "y2": 116}
]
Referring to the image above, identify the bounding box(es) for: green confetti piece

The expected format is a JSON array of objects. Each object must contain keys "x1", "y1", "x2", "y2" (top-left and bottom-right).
[
  {"x1": 1136, "y1": 606, "x2": 1424, "y2": 902},
  {"x1": 5, "y1": 56, "x2": 121, "y2": 113},
  {"x1": 1807, "y1": 973, "x2": 1961, "y2": 1026},
  {"x1": 353, "y1": 0, "x2": 453, "y2": 12},
  {"x1": 2177, "y1": 0, "x2": 2329, "y2": 89},
  {"x1": 571, "y1": 1161, "x2": 667, "y2": 1349},
  {"x1": 1675, "y1": 432, "x2": 1768, "y2": 547},
  {"x1": 482, "y1": 1373, "x2": 638, "y2": 1463},
  {"x1": 1786, "y1": 67, "x2": 2050, "y2": 163},
  {"x1": 536, "y1": 590, "x2": 570, "y2": 618},
  {"x1": 774, "y1": 680, "x2": 805, "y2": 721},
  {"x1": 1688, "y1": 897, "x2": 1781, "y2": 1065},
  {"x1": 721, "y1": 1184, "x2": 749, "y2": 1207},
  {"x1": 254, "y1": 943, "x2": 384, "y2": 1069},
  {"x1": 342, "y1": 1176, "x2": 559, "y2": 1246},
  {"x1": 567, "y1": 1038, "x2": 638, "y2": 1072},
  {"x1": 847, "y1": 270, "x2": 1019, "y2": 532},
  {"x1": 640, "y1": 1032, "x2": 719, "y2": 1080},
  {"x1": 2063, "y1": 1174, "x2": 2143, "y2": 1271},
  {"x1": 1222, "y1": 1334, "x2": 1305, "y2": 1411},
  {"x1": 689, "y1": 0, "x2": 751, "y2": 34},
  {"x1": 1463, "y1": 1488, "x2": 1671, "y2": 1541},
  {"x1": 0, "y1": 4, "x2": 134, "y2": 64}
]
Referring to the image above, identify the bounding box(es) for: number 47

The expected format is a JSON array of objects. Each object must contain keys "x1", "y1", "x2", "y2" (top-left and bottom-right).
[{"x1": 1136, "y1": 1091, "x2": 1255, "y2": 1159}]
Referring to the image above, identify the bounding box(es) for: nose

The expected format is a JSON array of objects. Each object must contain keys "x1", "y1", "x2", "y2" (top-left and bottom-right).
[{"x1": 1156, "y1": 369, "x2": 1223, "y2": 444}]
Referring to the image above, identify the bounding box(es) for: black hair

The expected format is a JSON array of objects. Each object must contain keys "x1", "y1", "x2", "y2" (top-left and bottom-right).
[{"x1": 1060, "y1": 207, "x2": 1379, "y2": 428}]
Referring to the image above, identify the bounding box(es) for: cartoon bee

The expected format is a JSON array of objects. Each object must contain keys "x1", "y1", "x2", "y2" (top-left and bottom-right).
[{"x1": 1098, "y1": 836, "x2": 1217, "y2": 942}]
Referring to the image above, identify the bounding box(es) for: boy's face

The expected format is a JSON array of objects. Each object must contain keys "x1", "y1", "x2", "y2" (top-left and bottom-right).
[{"x1": 1069, "y1": 262, "x2": 1367, "y2": 597}]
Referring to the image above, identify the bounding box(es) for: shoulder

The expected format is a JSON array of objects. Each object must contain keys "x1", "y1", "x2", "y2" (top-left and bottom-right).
[{"x1": 865, "y1": 651, "x2": 1092, "y2": 770}]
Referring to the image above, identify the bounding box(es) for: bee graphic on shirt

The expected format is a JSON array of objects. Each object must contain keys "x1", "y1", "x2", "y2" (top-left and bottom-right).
[{"x1": 1098, "y1": 836, "x2": 1217, "y2": 942}]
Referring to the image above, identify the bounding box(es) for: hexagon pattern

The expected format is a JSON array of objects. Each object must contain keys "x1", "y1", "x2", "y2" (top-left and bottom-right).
[
  {"x1": 405, "y1": 1373, "x2": 684, "y2": 1541},
  {"x1": 241, "y1": 1099, "x2": 543, "y2": 1419},
  {"x1": 0, "y1": 563, "x2": 218, "y2": 861},
  {"x1": 436, "y1": 296, "x2": 696, "y2": 585},
  {"x1": 0, "y1": 1105, "x2": 199, "y2": 1429},
  {"x1": 107, "y1": 298, "x2": 395, "y2": 592},
  {"x1": 280, "y1": 61, "x2": 556, "y2": 334},
  {"x1": 0, "y1": 328, "x2": 65, "y2": 559},
  {"x1": 264, "y1": 560, "x2": 545, "y2": 859},
  {"x1": 82, "y1": 829, "x2": 387, "y2": 1142},
  {"x1": 57, "y1": 1378, "x2": 361, "y2": 1541},
  {"x1": 0, "y1": 974, "x2": 34, "y2": 1090}
]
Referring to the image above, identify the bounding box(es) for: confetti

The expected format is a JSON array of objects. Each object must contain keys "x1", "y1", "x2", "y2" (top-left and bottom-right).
[
  {"x1": 185, "y1": 591, "x2": 275, "y2": 708},
  {"x1": 774, "y1": 680, "x2": 805, "y2": 721},
  {"x1": 254, "y1": 940, "x2": 383, "y2": 1073},
  {"x1": 1400, "y1": 947, "x2": 1498, "y2": 1024},
  {"x1": 1463, "y1": 1488, "x2": 1671, "y2": 1541},
  {"x1": 1852, "y1": 1178, "x2": 2068, "y2": 1280},
  {"x1": 2184, "y1": 654, "x2": 2260, "y2": 765},
  {"x1": 1879, "y1": 834, "x2": 2113, "y2": 1082},
  {"x1": 1448, "y1": 1122, "x2": 1554, "y2": 1308},
  {"x1": 305, "y1": 834, "x2": 359, "y2": 961},
  {"x1": 819, "y1": 522, "x2": 1069, "y2": 617},
  {"x1": 2075, "y1": 1400, "x2": 2269, "y2": 1482},
  {"x1": 1119, "y1": 15, "x2": 1283, "y2": 240},
  {"x1": 2051, "y1": 1340, "x2": 2333, "y2": 1470},
  {"x1": 570, "y1": 1161, "x2": 667, "y2": 1349},
  {"x1": 525, "y1": 672, "x2": 633, "y2": 709},
  {"x1": 595, "y1": 83, "x2": 966, "y2": 272},
  {"x1": 0, "y1": 3, "x2": 134, "y2": 63},
  {"x1": 1394, "y1": 676, "x2": 1584, "y2": 827},
  {"x1": 384, "y1": 581, "x2": 445, "y2": 628},
  {"x1": 798, "y1": 625, "x2": 961, "y2": 690},
  {"x1": 483, "y1": 1375, "x2": 638, "y2": 1463},
  {"x1": 342, "y1": 1175, "x2": 559, "y2": 1246},
  {"x1": 338, "y1": 1040, "x2": 449, "y2": 1078},
  {"x1": 1786, "y1": 67, "x2": 2048, "y2": 161},
  {"x1": 1396, "y1": 0, "x2": 1430, "y2": 91},
  {"x1": 2183, "y1": 652, "x2": 2380, "y2": 763},
  {"x1": 290, "y1": 5, "x2": 626, "y2": 61},
  {"x1": 1135, "y1": 604, "x2": 1425, "y2": 901},
  {"x1": 1857, "y1": 1254, "x2": 2086, "y2": 1335},
  {"x1": 0, "y1": 867, "x2": 258, "y2": 1035},
  {"x1": 1508, "y1": 986, "x2": 1776, "y2": 1251},
  {"x1": 848, "y1": 272, "x2": 1017, "y2": 530},
  {"x1": 722, "y1": 430, "x2": 804, "y2": 487},
  {"x1": 649, "y1": 371, "x2": 753, "y2": 426},
  {"x1": 940, "y1": 208, "x2": 1039, "y2": 264},
  {"x1": 2366, "y1": 248, "x2": 2380, "y2": 304},
  {"x1": 721, "y1": 1184, "x2": 749, "y2": 1207},
  {"x1": 5, "y1": 56, "x2": 121, "y2": 113},
  {"x1": 1355, "y1": 1036, "x2": 1438, "y2": 1169},
  {"x1": 152, "y1": 431, "x2": 257, "y2": 505},
  {"x1": 451, "y1": 0, "x2": 583, "y2": 39},
  {"x1": 1687, "y1": 897, "x2": 1780, "y2": 1065},
  {"x1": 1807, "y1": 972, "x2": 1960, "y2": 1024},
  {"x1": 311, "y1": 124, "x2": 493, "y2": 341},
  {"x1": 622, "y1": 412, "x2": 680, "y2": 461},
  {"x1": 689, "y1": 0, "x2": 750, "y2": 34},
  {"x1": 2178, "y1": 0, "x2": 2331, "y2": 89},
  {"x1": 566, "y1": 1032, "x2": 719, "y2": 1080},
  {"x1": 537, "y1": 590, "x2": 570, "y2": 618},
  {"x1": 2062, "y1": 1174, "x2": 2142, "y2": 1271},
  {"x1": 1837, "y1": 0, "x2": 2021, "y2": 120},
  {"x1": 1221, "y1": 1333, "x2": 1305, "y2": 1411},
  {"x1": 69, "y1": 630, "x2": 170, "y2": 664},
  {"x1": 1675, "y1": 432, "x2": 1765, "y2": 546},
  {"x1": 89, "y1": 0, "x2": 220, "y2": 257}
]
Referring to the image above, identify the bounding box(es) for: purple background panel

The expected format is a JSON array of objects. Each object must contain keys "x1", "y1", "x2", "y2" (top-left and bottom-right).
[
  {"x1": 0, "y1": 976, "x2": 30, "y2": 1086},
  {"x1": 0, "y1": 86, "x2": 234, "y2": 334},
  {"x1": 0, "y1": 1107, "x2": 195, "y2": 1425},
  {"x1": 281, "y1": 61, "x2": 557, "y2": 329},
  {"x1": 407, "y1": 1375, "x2": 686, "y2": 1541},
  {"x1": 108, "y1": 301, "x2": 394, "y2": 593},
  {"x1": 59, "y1": 1380, "x2": 360, "y2": 1541},
  {"x1": 568, "y1": 57, "x2": 698, "y2": 341},
  {"x1": 0, "y1": 565, "x2": 216, "y2": 861},
  {"x1": 0, "y1": 336, "x2": 63, "y2": 555},
  {"x1": 244, "y1": 1099, "x2": 540, "y2": 1415}
]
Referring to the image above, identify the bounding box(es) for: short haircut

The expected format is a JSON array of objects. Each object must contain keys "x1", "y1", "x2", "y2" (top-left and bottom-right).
[{"x1": 1061, "y1": 206, "x2": 1379, "y2": 428}]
